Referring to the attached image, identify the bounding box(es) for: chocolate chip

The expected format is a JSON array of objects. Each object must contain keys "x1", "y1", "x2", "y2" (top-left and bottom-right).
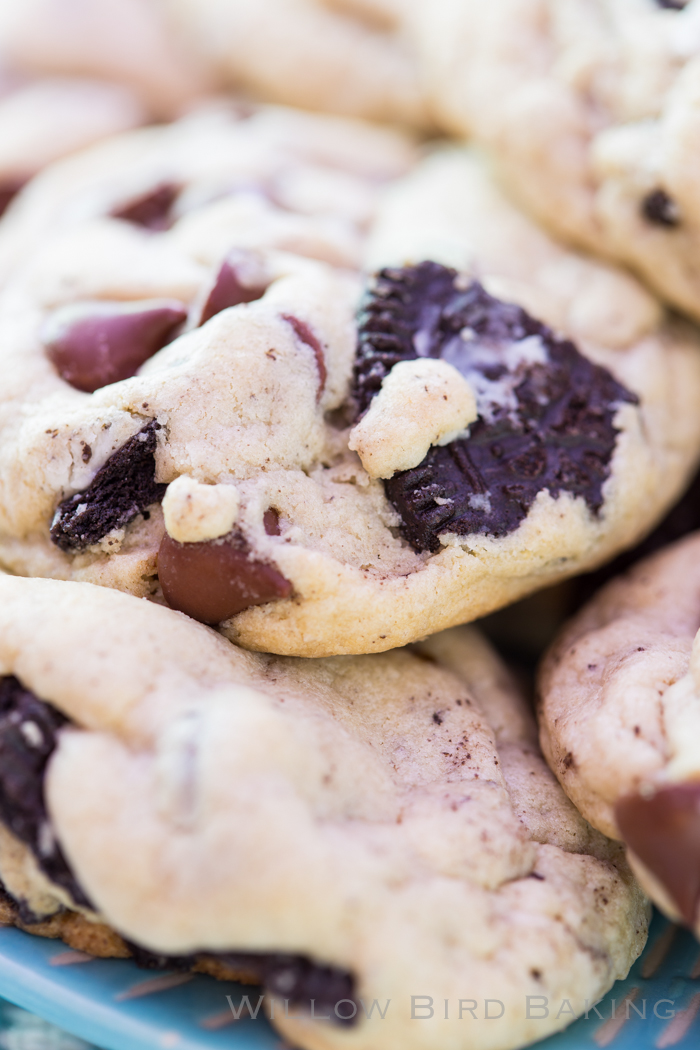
[
  {"x1": 616, "y1": 784, "x2": 700, "y2": 926},
  {"x1": 111, "y1": 184, "x2": 179, "y2": 231},
  {"x1": 283, "y1": 314, "x2": 327, "y2": 396},
  {"x1": 642, "y1": 189, "x2": 680, "y2": 227},
  {"x1": 158, "y1": 531, "x2": 292, "y2": 624},
  {"x1": 354, "y1": 263, "x2": 636, "y2": 553},
  {"x1": 51, "y1": 421, "x2": 166, "y2": 552},
  {"x1": 0, "y1": 676, "x2": 90, "y2": 907},
  {"x1": 263, "y1": 508, "x2": 281, "y2": 535},
  {"x1": 655, "y1": 0, "x2": 687, "y2": 7},
  {"x1": 0, "y1": 177, "x2": 26, "y2": 219},
  {"x1": 199, "y1": 258, "x2": 268, "y2": 325},
  {"x1": 43, "y1": 300, "x2": 187, "y2": 393}
]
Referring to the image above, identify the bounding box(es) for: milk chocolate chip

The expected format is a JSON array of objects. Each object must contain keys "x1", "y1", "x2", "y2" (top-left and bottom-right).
[
  {"x1": 0, "y1": 177, "x2": 26, "y2": 218},
  {"x1": 616, "y1": 783, "x2": 700, "y2": 926},
  {"x1": 283, "y1": 314, "x2": 327, "y2": 396},
  {"x1": 43, "y1": 299, "x2": 187, "y2": 393},
  {"x1": 354, "y1": 263, "x2": 636, "y2": 553},
  {"x1": 111, "y1": 183, "x2": 179, "y2": 231},
  {"x1": 199, "y1": 257, "x2": 268, "y2": 325},
  {"x1": 158, "y1": 532, "x2": 292, "y2": 624},
  {"x1": 642, "y1": 189, "x2": 680, "y2": 227},
  {"x1": 0, "y1": 676, "x2": 90, "y2": 907},
  {"x1": 51, "y1": 420, "x2": 166, "y2": 552}
]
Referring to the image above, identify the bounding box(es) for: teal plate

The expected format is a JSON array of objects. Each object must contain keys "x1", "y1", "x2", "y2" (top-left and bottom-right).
[{"x1": 0, "y1": 910, "x2": 698, "y2": 1050}]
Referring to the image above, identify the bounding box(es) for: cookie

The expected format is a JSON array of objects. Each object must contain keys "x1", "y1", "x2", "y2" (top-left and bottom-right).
[
  {"x1": 0, "y1": 74, "x2": 146, "y2": 220},
  {"x1": 160, "y1": 0, "x2": 429, "y2": 127},
  {"x1": 0, "y1": 573, "x2": 647, "y2": 1050},
  {"x1": 538, "y1": 531, "x2": 700, "y2": 935},
  {"x1": 410, "y1": 0, "x2": 700, "y2": 322},
  {"x1": 1, "y1": 139, "x2": 700, "y2": 657},
  {"x1": 0, "y1": 0, "x2": 211, "y2": 119}
]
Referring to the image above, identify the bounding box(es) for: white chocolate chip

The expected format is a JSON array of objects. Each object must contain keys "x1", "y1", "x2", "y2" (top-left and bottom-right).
[
  {"x1": 348, "y1": 358, "x2": 478, "y2": 479},
  {"x1": 163, "y1": 476, "x2": 240, "y2": 543}
]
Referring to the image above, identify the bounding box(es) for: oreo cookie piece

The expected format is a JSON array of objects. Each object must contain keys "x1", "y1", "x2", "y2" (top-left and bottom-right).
[
  {"x1": 354, "y1": 263, "x2": 637, "y2": 553},
  {"x1": 0, "y1": 676, "x2": 89, "y2": 907},
  {"x1": 50, "y1": 421, "x2": 166, "y2": 552}
]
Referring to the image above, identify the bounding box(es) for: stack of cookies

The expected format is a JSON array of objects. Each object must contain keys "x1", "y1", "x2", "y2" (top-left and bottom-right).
[{"x1": 0, "y1": 3, "x2": 700, "y2": 1049}]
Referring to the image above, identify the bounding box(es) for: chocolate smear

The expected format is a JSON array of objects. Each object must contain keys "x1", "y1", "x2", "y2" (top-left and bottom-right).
[
  {"x1": 0, "y1": 676, "x2": 90, "y2": 907},
  {"x1": 44, "y1": 299, "x2": 187, "y2": 393},
  {"x1": 158, "y1": 531, "x2": 292, "y2": 624},
  {"x1": 199, "y1": 257, "x2": 268, "y2": 325},
  {"x1": 616, "y1": 784, "x2": 700, "y2": 926},
  {"x1": 111, "y1": 184, "x2": 179, "y2": 231},
  {"x1": 51, "y1": 421, "x2": 166, "y2": 552},
  {"x1": 283, "y1": 314, "x2": 327, "y2": 397},
  {"x1": 642, "y1": 189, "x2": 680, "y2": 227},
  {"x1": 354, "y1": 263, "x2": 636, "y2": 553}
]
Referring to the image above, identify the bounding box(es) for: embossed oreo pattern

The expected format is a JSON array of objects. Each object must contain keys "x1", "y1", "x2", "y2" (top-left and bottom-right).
[
  {"x1": 50, "y1": 421, "x2": 165, "y2": 552},
  {"x1": 353, "y1": 263, "x2": 637, "y2": 553}
]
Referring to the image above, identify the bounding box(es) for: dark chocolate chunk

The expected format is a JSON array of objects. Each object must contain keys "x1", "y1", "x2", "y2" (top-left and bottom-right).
[
  {"x1": 199, "y1": 257, "x2": 268, "y2": 325},
  {"x1": 0, "y1": 177, "x2": 26, "y2": 219},
  {"x1": 263, "y1": 508, "x2": 281, "y2": 536},
  {"x1": 642, "y1": 189, "x2": 680, "y2": 227},
  {"x1": 111, "y1": 184, "x2": 179, "y2": 231},
  {"x1": 0, "y1": 676, "x2": 90, "y2": 907},
  {"x1": 655, "y1": 0, "x2": 688, "y2": 8},
  {"x1": 353, "y1": 263, "x2": 636, "y2": 552},
  {"x1": 43, "y1": 299, "x2": 187, "y2": 393},
  {"x1": 158, "y1": 531, "x2": 292, "y2": 624},
  {"x1": 283, "y1": 314, "x2": 327, "y2": 396},
  {"x1": 615, "y1": 784, "x2": 700, "y2": 926},
  {"x1": 50, "y1": 420, "x2": 166, "y2": 552}
]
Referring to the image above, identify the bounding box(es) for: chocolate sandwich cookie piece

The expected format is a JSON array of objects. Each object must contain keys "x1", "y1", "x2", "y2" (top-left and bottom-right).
[
  {"x1": 354, "y1": 263, "x2": 635, "y2": 552},
  {"x1": 538, "y1": 531, "x2": 700, "y2": 936},
  {"x1": 0, "y1": 575, "x2": 647, "y2": 1050},
  {"x1": 50, "y1": 421, "x2": 165, "y2": 552},
  {"x1": 0, "y1": 676, "x2": 88, "y2": 907}
]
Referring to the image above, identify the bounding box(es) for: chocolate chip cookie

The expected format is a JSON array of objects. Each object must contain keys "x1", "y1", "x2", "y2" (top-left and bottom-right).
[
  {"x1": 411, "y1": 0, "x2": 700, "y2": 322},
  {"x1": 0, "y1": 74, "x2": 146, "y2": 220},
  {"x1": 1, "y1": 138, "x2": 700, "y2": 656},
  {"x1": 539, "y1": 531, "x2": 700, "y2": 935},
  {"x1": 0, "y1": 573, "x2": 648, "y2": 1050}
]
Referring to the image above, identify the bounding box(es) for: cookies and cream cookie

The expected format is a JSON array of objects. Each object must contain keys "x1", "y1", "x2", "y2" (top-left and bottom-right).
[
  {"x1": 411, "y1": 0, "x2": 700, "y2": 323},
  {"x1": 538, "y1": 531, "x2": 700, "y2": 935},
  {"x1": 0, "y1": 74, "x2": 146, "y2": 221},
  {"x1": 160, "y1": 0, "x2": 429, "y2": 127},
  {"x1": 1, "y1": 136, "x2": 699, "y2": 656},
  {"x1": 0, "y1": 574, "x2": 647, "y2": 1050}
]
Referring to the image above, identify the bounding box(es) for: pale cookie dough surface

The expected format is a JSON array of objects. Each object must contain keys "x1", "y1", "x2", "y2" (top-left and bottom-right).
[
  {"x1": 538, "y1": 531, "x2": 700, "y2": 932},
  {"x1": 0, "y1": 0, "x2": 211, "y2": 118},
  {"x1": 1, "y1": 140, "x2": 700, "y2": 657},
  {"x1": 0, "y1": 575, "x2": 647, "y2": 1050},
  {"x1": 410, "y1": 0, "x2": 700, "y2": 323},
  {"x1": 160, "y1": 0, "x2": 429, "y2": 128},
  {"x1": 0, "y1": 74, "x2": 146, "y2": 214}
]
